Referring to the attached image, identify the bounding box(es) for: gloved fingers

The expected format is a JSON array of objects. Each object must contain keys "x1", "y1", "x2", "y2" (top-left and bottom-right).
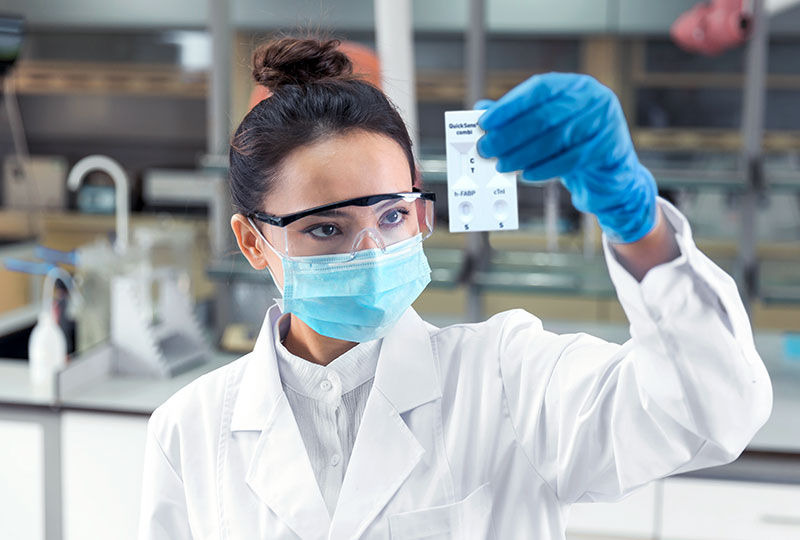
[
  {"x1": 493, "y1": 101, "x2": 609, "y2": 175},
  {"x1": 478, "y1": 91, "x2": 604, "y2": 159},
  {"x1": 473, "y1": 99, "x2": 495, "y2": 110},
  {"x1": 478, "y1": 72, "x2": 590, "y2": 130},
  {"x1": 517, "y1": 143, "x2": 590, "y2": 181}
]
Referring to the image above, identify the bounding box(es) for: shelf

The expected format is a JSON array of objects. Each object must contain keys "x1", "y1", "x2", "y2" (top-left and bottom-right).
[
  {"x1": 632, "y1": 128, "x2": 800, "y2": 153},
  {"x1": 10, "y1": 61, "x2": 534, "y2": 103},
  {"x1": 631, "y1": 72, "x2": 800, "y2": 90},
  {"x1": 11, "y1": 60, "x2": 207, "y2": 98}
]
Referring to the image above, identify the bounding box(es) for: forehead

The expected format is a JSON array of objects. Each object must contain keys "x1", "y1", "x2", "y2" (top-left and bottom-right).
[{"x1": 264, "y1": 130, "x2": 412, "y2": 215}]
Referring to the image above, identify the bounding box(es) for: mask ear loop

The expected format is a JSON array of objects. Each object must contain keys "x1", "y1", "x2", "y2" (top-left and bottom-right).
[{"x1": 247, "y1": 216, "x2": 284, "y2": 296}]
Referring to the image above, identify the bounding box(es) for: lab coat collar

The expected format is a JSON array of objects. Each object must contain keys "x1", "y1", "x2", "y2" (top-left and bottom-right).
[
  {"x1": 229, "y1": 303, "x2": 284, "y2": 432},
  {"x1": 373, "y1": 306, "x2": 442, "y2": 413},
  {"x1": 231, "y1": 303, "x2": 442, "y2": 430}
]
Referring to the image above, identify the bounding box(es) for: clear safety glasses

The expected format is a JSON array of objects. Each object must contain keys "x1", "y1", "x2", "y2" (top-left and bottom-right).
[{"x1": 248, "y1": 190, "x2": 436, "y2": 260}]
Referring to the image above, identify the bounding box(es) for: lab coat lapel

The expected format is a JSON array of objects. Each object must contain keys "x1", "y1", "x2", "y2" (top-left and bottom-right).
[
  {"x1": 232, "y1": 304, "x2": 331, "y2": 540},
  {"x1": 329, "y1": 308, "x2": 442, "y2": 540},
  {"x1": 245, "y1": 395, "x2": 332, "y2": 540}
]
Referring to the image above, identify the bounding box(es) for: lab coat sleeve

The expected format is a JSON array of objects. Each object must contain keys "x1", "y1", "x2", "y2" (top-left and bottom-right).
[
  {"x1": 137, "y1": 411, "x2": 193, "y2": 540},
  {"x1": 497, "y1": 197, "x2": 773, "y2": 505}
]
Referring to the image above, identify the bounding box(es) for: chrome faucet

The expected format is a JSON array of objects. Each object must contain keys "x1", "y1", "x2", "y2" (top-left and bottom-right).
[{"x1": 66, "y1": 155, "x2": 130, "y2": 255}]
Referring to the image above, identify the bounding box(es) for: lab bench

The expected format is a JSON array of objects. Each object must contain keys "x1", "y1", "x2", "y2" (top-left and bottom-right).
[{"x1": 1, "y1": 323, "x2": 800, "y2": 540}]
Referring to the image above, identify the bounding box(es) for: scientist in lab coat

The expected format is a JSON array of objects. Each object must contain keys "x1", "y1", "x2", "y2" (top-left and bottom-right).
[{"x1": 138, "y1": 36, "x2": 772, "y2": 540}]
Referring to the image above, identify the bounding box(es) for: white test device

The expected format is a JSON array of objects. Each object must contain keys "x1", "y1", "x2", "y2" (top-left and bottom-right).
[{"x1": 445, "y1": 110, "x2": 519, "y2": 233}]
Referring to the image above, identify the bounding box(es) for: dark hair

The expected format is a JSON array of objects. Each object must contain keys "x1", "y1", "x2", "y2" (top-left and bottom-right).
[{"x1": 229, "y1": 36, "x2": 415, "y2": 215}]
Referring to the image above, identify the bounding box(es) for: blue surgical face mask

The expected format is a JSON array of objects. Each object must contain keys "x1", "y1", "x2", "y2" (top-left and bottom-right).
[{"x1": 255, "y1": 228, "x2": 431, "y2": 342}]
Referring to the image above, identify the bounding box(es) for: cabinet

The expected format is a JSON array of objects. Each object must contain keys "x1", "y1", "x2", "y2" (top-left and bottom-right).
[
  {"x1": 0, "y1": 419, "x2": 45, "y2": 540},
  {"x1": 61, "y1": 411, "x2": 149, "y2": 540},
  {"x1": 661, "y1": 477, "x2": 800, "y2": 540}
]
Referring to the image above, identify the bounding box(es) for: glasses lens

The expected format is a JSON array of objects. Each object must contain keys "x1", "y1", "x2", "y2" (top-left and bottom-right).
[{"x1": 268, "y1": 194, "x2": 433, "y2": 258}]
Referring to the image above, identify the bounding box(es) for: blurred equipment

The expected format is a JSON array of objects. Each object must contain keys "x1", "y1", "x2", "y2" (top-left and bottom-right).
[
  {"x1": 671, "y1": 0, "x2": 751, "y2": 56},
  {"x1": 110, "y1": 265, "x2": 208, "y2": 378},
  {"x1": 50, "y1": 224, "x2": 206, "y2": 378},
  {"x1": 76, "y1": 184, "x2": 116, "y2": 214},
  {"x1": 142, "y1": 168, "x2": 230, "y2": 257},
  {"x1": 1, "y1": 14, "x2": 34, "y2": 214},
  {"x1": 111, "y1": 221, "x2": 207, "y2": 377},
  {"x1": 29, "y1": 226, "x2": 208, "y2": 378},
  {"x1": 2, "y1": 155, "x2": 67, "y2": 209},
  {"x1": 784, "y1": 333, "x2": 800, "y2": 366},
  {"x1": 67, "y1": 155, "x2": 130, "y2": 254},
  {"x1": 72, "y1": 238, "x2": 117, "y2": 351},
  {"x1": 0, "y1": 14, "x2": 23, "y2": 77}
]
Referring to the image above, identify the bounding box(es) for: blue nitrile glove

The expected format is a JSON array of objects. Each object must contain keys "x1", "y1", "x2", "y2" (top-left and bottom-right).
[{"x1": 476, "y1": 73, "x2": 658, "y2": 244}]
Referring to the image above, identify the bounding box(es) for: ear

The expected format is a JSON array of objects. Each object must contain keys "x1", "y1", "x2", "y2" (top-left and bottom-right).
[{"x1": 231, "y1": 214, "x2": 269, "y2": 270}]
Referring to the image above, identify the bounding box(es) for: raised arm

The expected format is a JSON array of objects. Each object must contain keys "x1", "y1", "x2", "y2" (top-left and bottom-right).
[{"x1": 478, "y1": 72, "x2": 773, "y2": 503}]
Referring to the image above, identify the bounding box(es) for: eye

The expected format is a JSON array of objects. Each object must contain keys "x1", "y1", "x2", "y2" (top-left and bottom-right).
[
  {"x1": 306, "y1": 224, "x2": 341, "y2": 239},
  {"x1": 380, "y1": 207, "x2": 409, "y2": 227}
]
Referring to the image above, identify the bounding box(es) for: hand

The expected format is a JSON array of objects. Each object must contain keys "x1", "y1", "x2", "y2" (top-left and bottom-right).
[{"x1": 476, "y1": 73, "x2": 657, "y2": 244}]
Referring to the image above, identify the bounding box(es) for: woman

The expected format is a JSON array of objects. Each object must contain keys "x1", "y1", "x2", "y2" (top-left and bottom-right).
[{"x1": 138, "y1": 37, "x2": 772, "y2": 540}]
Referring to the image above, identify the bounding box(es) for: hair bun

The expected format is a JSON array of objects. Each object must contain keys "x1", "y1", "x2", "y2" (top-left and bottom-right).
[{"x1": 252, "y1": 37, "x2": 353, "y2": 88}]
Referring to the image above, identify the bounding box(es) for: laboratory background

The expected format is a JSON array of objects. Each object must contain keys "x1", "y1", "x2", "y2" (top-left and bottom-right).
[{"x1": 0, "y1": 0, "x2": 798, "y2": 539}]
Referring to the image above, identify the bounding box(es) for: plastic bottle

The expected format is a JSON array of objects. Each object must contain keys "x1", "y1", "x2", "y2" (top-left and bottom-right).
[
  {"x1": 28, "y1": 308, "x2": 67, "y2": 398},
  {"x1": 28, "y1": 266, "x2": 80, "y2": 399}
]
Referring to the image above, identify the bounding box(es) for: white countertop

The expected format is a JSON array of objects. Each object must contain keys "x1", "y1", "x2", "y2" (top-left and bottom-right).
[
  {"x1": 57, "y1": 352, "x2": 239, "y2": 414},
  {"x1": 0, "y1": 360, "x2": 57, "y2": 407},
  {"x1": 0, "y1": 351, "x2": 238, "y2": 414}
]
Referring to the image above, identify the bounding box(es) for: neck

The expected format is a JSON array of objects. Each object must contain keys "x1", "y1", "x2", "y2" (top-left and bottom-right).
[{"x1": 282, "y1": 313, "x2": 357, "y2": 366}]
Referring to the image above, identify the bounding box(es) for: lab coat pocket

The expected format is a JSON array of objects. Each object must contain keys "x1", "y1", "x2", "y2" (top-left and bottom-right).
[{"x1": 388, "y1": 482, "x2": 496, "y2": 540}]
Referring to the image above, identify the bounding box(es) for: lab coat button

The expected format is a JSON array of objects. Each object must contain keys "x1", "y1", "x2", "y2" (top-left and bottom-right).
[
  {"x1": 320, "y1": 379, "x2": 333, "y2": 391},
  {"x1": 330, "y1": 454, "x2": 341, "y2": 467}
]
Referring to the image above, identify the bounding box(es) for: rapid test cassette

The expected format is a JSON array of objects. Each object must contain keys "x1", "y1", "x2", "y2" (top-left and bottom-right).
[{"x1": 444, "y1": 110, "x2": 519, "y2": 233}]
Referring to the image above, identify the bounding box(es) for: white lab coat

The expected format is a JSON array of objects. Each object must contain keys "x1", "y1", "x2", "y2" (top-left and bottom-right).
[{"x1": 138, "y1": 200, "x2": 772, "y2": 540}]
